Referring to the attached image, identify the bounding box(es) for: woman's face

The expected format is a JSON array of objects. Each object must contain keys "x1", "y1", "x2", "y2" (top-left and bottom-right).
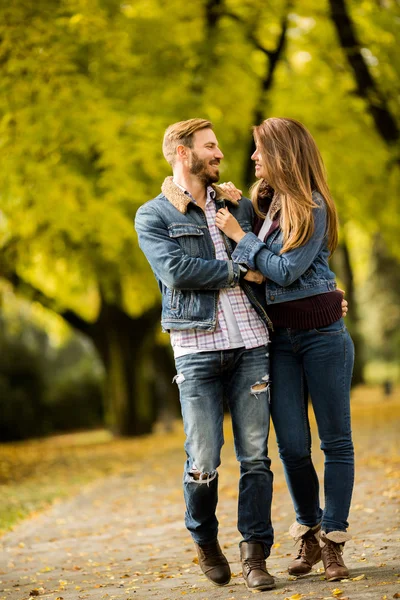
[{"x1": 251, "y1": 145, "x2": 267, "y2": 179}]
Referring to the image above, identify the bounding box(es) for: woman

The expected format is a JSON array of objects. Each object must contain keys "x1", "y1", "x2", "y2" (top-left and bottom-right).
[{"x1": 215, "y1": 117, "x2": 355, "y2": 582}]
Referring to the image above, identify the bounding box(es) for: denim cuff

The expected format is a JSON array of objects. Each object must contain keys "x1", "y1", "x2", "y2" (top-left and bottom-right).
[
  {"x1": 231, "y1": 232, "x2": 265, "y2": 270},
  {"x1": 229, "y1": 261, "x2": 241, "y2": 287}
]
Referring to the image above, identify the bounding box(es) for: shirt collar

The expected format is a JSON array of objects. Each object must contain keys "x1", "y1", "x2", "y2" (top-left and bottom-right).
[{"x1": 172, "y1": 179, "x2": 216, "y2": 204}]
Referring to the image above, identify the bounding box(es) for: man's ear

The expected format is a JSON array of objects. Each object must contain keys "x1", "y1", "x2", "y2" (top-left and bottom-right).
[{"x1": 176, "y1": 144, "x2": 189, "y2": 160}]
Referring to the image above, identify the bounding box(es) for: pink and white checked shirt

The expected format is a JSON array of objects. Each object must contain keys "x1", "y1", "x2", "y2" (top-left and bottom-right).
[{"x1": 170, "y1": 185, "x2": 269, "y2": 354}]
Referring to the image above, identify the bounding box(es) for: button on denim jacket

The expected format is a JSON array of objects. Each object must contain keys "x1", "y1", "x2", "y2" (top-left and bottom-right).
[
  {"x1": 231, "y1": 192, "x2": 337, "y2": 305},
  {"x1": 135, "y1": 177, "x2": 272, "y2": 331}
]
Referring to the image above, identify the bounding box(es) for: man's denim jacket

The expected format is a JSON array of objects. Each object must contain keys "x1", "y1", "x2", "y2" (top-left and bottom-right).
[
  {"x1": 231, "y1": 192, "x2": 337, "y2": 305},
  {"x1": 135, "y1": 177, "x2": 272, "y2": 331}
]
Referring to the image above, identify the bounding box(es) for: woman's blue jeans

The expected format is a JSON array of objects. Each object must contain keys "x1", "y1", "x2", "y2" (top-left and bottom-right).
[
  {"x1": 174, "y1": 345, "x2": 274, "y2": 557},
  {"x1": 270, "y1": 319, "x2": 355, "y2": 533}
]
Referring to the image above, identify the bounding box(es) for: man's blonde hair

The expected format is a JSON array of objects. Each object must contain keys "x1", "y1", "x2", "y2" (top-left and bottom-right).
[{"x1": 163, "y1": 118, "x2": 213, "y2": 166}]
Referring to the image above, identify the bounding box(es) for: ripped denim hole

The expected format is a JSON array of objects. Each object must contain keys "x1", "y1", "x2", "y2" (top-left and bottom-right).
[
  {"x1": 250, "y1": 378, "x2": 270, "y2": 397},
  {"x1": 188, "y1": 465, "x2": 217, "y2": 487}
]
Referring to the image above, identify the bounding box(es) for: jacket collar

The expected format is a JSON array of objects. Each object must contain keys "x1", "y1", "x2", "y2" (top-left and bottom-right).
[
  {"x1": 161, "y1": 176, "x2": 240, "y2": 214},
  {"x1": 268, "y1": 194, "x2": 281, "y2": 221}
]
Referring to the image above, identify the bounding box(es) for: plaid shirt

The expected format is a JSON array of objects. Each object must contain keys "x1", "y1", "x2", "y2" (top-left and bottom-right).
[{"x1": 170, "y1": 186, "x2": 269, "y2": 352}]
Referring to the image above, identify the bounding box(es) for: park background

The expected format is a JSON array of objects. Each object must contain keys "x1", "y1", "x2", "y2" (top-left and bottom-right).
[{"x1": 0, "y1": 0, "x2": 399, "y2": 537}]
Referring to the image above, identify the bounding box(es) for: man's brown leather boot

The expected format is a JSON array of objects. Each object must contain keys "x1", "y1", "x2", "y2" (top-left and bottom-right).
[
  {"x1": 194, "y1": 540, "x2": 231, "y2": 586},
  {"x1": 320, "y1": 531, "x2": 351, "y2": 581},
  {"x1": 288, "y1": 523, "x2": 322, "y2": 575},
  {"x1": 240, "y1": 541, "x2": 275, "y2": 591}
]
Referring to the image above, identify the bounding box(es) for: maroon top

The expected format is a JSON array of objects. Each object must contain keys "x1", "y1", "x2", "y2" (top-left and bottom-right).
[{"x1": 266, "y1": 291, "x2": 343, "y2": 330}]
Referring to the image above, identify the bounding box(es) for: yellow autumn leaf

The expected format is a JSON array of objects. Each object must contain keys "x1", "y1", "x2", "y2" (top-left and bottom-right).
[
  {"x1": 352, "y1": 573, "x2": 366, "y2": 581},
  {"x1": 332, "y1": 590, "x2": 343, "y2": 597}
]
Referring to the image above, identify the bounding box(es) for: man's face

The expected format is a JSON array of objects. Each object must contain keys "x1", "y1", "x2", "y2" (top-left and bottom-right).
[{"x1": 188, "y1": 128, "x2": 224, "y2": 185}]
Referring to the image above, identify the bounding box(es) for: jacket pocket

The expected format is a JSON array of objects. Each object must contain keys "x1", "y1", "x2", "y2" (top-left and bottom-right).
[{"x1": 168, "y1": 223, "x2": 205, "y2": 257}]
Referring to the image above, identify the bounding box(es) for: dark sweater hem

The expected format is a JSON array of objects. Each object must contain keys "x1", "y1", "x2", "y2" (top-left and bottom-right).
[{"x1": 267, "y1": 291, "x2": 343, "y2": 330}]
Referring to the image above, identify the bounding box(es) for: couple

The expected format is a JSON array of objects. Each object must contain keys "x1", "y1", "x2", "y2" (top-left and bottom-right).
[{"x1": 135, "y1": 117, "x2": 354, "y2": 592}]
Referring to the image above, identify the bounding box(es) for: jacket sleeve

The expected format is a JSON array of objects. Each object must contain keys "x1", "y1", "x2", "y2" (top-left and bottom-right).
[
  {"x1": 135, "y1": 204, "x2": 241, "y2": 290},
  {"x1": 231, "y1": 201, "x2": 328, "y2": 287}
]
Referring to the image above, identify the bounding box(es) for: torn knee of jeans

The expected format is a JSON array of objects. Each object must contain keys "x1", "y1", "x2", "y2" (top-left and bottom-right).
[
  {"x1": 250, "y1": 376, "x2": 270, "y2": 396},
  {"x1": 188, "y1": 464, "x2": 217, "y2": 485}
]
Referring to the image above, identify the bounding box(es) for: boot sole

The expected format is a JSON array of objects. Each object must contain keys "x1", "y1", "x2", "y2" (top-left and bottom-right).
[
  {"x1": 245, "y1": 582, "x2": 276, "y2": 591},
  {"x1": 208, "y1": 577, "x2": 231, "y2": 587},
  {"x1": 326, "y1": 575, "x2": 348, "y2": 582}
]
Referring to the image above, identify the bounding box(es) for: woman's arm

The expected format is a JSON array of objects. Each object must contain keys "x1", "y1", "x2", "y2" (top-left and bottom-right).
[{"x1": 216, "y1": 202, "x2": 328, "y2": 287}]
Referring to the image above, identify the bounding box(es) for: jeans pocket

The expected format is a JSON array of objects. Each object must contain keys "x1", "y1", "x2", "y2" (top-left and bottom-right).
[{"x1": 313, "y1": 318, "x2": 346, "y2": 335}]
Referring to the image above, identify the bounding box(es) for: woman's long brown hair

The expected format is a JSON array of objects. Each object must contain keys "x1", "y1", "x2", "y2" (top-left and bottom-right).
[{"x1": 250, "y1": 118, "x2": 338, "y2": 255}]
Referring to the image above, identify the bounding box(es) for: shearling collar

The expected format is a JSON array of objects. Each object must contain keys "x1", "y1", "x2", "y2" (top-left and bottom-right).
[
  {"x1": 161, "y1": 176, "x2": 240, "y2": 214},
  {"x1": 268, "y1": 194, "x2": 281, "y2": 221}
]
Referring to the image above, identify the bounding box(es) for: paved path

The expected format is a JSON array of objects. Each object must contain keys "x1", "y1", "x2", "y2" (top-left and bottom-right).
[{"x1": 1, "y1": 398, "x2": 399, "y2": 600}]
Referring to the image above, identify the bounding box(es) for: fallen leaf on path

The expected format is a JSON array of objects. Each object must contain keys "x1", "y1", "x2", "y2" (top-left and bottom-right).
[
  {"x1": 393, "y1": 594, "x2": 400, "y2": 598},
  {"x1": 352, "y1": 574, "x2": 365, "y2": 581},
  {"x1": 331, "y1": 590, "x2": 343, "y2": 597}
]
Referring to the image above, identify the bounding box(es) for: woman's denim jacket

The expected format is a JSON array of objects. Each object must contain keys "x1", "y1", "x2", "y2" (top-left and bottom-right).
[
  {"x1": 135, "y1": 177, "x2": 272, "y2": 331},
  {"x1": 231, "y1": 192, "x2": 337, "y2": 305}
]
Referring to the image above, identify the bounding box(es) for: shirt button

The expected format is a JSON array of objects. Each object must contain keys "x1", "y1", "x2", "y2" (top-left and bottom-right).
[{"x1": 270, "y1": 295, "x2": 275, "y2": 301}]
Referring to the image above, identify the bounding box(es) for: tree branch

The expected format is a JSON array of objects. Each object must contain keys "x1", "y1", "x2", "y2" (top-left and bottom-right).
[
  {"x1": 239, "y1": 2, "x2": 292, "y2": 186},
  {"x1": 328, "y1": 0, "x2": 399, "y2": 150},
  {"x1": 0, "y1": 268, "x2": 93, "y2": 335}
]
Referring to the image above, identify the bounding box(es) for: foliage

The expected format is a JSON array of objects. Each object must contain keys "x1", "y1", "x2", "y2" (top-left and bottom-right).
[
  {"x1": 0, "y1": 0, "x2": 399, "y2": 433},
  {"x1": 2, "y1": 0, "x2": 397, "y2": 313}
]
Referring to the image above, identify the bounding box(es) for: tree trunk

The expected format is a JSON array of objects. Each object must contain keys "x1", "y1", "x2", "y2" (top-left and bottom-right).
[{"x1": 91, "y1": 302, "x2": 167, "y2": 436}]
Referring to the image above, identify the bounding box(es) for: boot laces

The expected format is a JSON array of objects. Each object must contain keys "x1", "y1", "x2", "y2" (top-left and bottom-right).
[
  {"x1": 297, "y1": 534, "x2": 315, "y2": 559},
  {"x1": 324, "y1": 541, "x2": 343, "y2": 566},
  {"x1": 244, "y1": 557, "x2": 267, "y2": 572}
]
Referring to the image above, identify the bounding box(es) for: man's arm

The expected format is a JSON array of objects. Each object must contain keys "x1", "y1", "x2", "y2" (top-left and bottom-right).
[{"x1": 135, "y1": 203, "x2": 241, "y2": 290}]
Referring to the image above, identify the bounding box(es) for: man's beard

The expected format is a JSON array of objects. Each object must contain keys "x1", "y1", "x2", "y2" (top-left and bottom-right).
[{"x1": 189, "y1": 151, "x2": 220, "y2": 185}]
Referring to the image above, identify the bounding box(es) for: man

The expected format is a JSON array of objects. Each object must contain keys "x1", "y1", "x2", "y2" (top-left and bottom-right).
[{"x1": 135, "y1": 118, "x2": 275, "y2": 591}]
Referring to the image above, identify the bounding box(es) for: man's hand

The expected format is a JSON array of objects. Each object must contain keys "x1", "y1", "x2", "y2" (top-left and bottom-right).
[
  {"x1": 219, "y1": 181, "x2": 242, "y2": 202},
  {"x1": 215, "y1": 208, "x2": 246, "y2": 243},
  {"x1": 338, "y1": 288, "x2": 348, "y2": 318},
  {"x1": 243, "y1": 270, "x2": 265, "y2": 284}
]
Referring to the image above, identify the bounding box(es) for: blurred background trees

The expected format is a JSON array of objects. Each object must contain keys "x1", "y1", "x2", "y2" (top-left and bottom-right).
[{"x1": 0, "y1": 0, "x2": 399, "y2": 440}]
